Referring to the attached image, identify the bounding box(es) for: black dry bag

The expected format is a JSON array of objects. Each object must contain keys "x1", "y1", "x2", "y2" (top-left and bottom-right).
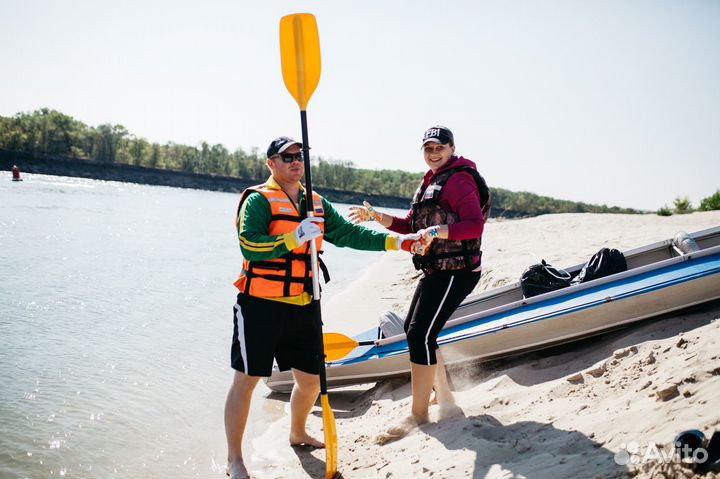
[
  {"x1": 520, "y1": 260, "x2": 572, "y2": 298},
  {"x1": 571, "y1": 248, "x2": 627, "y2": 284}
]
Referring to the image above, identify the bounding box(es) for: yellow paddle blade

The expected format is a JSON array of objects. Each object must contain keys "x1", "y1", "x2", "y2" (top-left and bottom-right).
[
  {"x1": 321, "y1": 394, "x2": 338, "y2": 479},
  {"x1": 279, "y1": 13, "x2": 321, "y2": 111},
  {"x1": 323, "y1": 332, "x2": 360, "y2": 362}
]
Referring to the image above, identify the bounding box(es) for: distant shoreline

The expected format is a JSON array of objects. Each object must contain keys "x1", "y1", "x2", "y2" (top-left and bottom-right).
[
  {"x1": 0, "y1": 149, "x2": 411, "y2": 208},
  {"x1": 2, "y1": 149, "x2": 632, "y2": 218}
]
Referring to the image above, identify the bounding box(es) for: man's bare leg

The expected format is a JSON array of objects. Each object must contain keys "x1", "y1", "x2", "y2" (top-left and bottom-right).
[
  {"x1": 375, "y1": 362, "x2": 434, "y2": 444},
  {"x1": 289, "y1": 368, "x2": 324, "y2": 448},
  {"x1": 225, "y1": 371, "x2": 261, "y2": 479}
]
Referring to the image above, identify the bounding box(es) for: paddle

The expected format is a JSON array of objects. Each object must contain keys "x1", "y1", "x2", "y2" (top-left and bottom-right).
[
  {"x1": 279, "y1": 13, "x2": 338, "y2": 479},
  {"x1": 324, "y1": 332, "x2": 377, "y2": 362}
]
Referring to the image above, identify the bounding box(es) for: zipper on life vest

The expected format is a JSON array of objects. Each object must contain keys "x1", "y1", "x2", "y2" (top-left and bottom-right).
[{"x1": 279, "y1": 188, "x2": 303, "y2": 216}]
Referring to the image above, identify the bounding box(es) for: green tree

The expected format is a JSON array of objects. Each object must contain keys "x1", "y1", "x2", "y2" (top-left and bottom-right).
[
  {"x1": 657, "y1": 205, "x2": 673, "y2": 216},
  {"x1": 209, "y1": 144, "x2": 229, "y2": 175},
  {"x1": 130, "y1": 137, "x2": 150, "y2": 166},
  {"x1": 199, "y1": 142, "x2": 211, "y2": 174},
  {"x1": 673, "y1": 196, "x2": 693, "y2": 214},
  {"x1": 698, "y1": 190, "x2": 720, "y2": 211},
  {"x1": 149, "y1": 143, "x2": 161, "y2": 168},
  {"x1": 0, "y1": 109, "x2": 91, "y2": 156},
  {"x1": 93, "y1": 124, "x2": 128, "y2": 163}
]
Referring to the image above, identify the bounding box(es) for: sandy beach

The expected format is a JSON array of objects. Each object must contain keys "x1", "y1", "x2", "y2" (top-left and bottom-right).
[{"x1": 250, "y1": 211, "x2": 720, "y2": 479}]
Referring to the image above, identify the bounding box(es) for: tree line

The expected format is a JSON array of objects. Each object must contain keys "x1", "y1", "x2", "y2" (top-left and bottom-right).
[{"x1": 1, "y1": 108, "x2": 648, "y2": 216}]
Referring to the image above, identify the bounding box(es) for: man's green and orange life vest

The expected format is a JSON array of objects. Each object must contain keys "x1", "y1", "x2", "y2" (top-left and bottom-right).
[{"x1": 234, "y1": 184, "x2": 326, "y2": 298}]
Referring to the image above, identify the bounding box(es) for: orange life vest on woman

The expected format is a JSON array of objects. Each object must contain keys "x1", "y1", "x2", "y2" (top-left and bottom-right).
[{"x1": 233, "y1": 185, "x2": 326, "y2": 298}]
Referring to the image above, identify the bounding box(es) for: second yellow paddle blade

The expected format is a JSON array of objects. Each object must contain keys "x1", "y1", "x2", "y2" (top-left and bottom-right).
[
  {"x1": 323, "y1": 332, "x2": 359, "y2": 362},
  {"x1": 279, "y1": 13, "x2": 321, "y2": 111},
  {"x1": 321, "y1": 394, "x2": 338, "y2": 479}
]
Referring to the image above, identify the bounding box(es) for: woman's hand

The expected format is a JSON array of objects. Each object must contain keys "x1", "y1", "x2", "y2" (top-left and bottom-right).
[
  {"x1": 412, "y1": 226, "x2": 441, "y2": 255},
  {"x1": 348, "y1": 200, "x2": 381, "y2": 224}
]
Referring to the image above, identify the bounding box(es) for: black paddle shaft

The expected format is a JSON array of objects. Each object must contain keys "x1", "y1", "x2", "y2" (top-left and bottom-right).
[
  {"x1": 299, "y1": 109, "x2": 329, "y2": 396},
  {"x1": 300, "y1": 110, "x2": 314, "y2": 213}
]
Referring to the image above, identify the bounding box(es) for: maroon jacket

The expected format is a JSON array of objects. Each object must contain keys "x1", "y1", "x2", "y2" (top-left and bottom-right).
[{"x1": 389, "y1": 156, "x2": 485, "y2": 240}]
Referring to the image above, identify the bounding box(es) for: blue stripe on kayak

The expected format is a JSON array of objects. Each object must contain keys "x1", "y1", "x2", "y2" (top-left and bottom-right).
[
  {"x1": 442, "y1": 260, "x2": 720, "y2": 345},
  {"x1": 331, "y1": 252, "x2": 720, "y2": 366}
]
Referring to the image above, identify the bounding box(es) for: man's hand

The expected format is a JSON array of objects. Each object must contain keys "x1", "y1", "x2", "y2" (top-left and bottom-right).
[
  {"x1": 396, "y1": 232, "x2": 422, "y2": 253},
  {"x1": 412, "y1": 226, "x2": 440, "y2": 255},
  {"x1": 294, "y1": 217, "x2": 324, "y2": 245},
  {"x1": 348, "y1": 200, "x2": 380, "y2": 224}
]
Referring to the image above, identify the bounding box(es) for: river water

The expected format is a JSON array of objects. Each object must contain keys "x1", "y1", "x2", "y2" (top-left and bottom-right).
[{"x1": 0, "y1": 173, "x2": 403, "y2": 478}]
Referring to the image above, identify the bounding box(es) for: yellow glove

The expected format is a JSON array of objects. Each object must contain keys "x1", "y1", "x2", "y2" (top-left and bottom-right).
[{"x1": 385, "y1": 233, "x2": 422, "y2": 252}]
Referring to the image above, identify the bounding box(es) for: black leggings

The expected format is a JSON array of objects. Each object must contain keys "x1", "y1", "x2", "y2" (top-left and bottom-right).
[{"x1": 404, "y1": 270, "x2": 482, "y2": 365}]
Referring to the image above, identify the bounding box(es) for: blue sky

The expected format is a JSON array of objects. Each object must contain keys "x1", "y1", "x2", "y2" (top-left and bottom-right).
[{"x1": 1, "y1": 0, "x2": 719, "y2": 210}]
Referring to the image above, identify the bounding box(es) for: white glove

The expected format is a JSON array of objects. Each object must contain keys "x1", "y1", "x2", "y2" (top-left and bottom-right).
[
  {"x1": 395, "y1": 232, "x2": 422, "y2": 252},
  {"x1": 294, "y1": 217, "x2": 324, "y2": 245},
  {"x1": 348, "y1": 200, "x2": 381, "y2": 224},
  {"x1": 412, "y1": 226, "x2": 440, "y2": 255}
]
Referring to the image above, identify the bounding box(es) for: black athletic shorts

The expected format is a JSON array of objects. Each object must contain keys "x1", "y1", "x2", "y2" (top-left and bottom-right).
[{"x1": 231, "y1": 293, "x2": 321, "y2": 377}]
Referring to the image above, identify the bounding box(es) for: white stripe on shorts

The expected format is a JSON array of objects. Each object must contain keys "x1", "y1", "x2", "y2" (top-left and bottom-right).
[
  {"x1": 424, "y1": 275, "x2": 454, "y2": 364},
  {"x1": 234, "y1": 302, "x2": 249, "y2": 373}
]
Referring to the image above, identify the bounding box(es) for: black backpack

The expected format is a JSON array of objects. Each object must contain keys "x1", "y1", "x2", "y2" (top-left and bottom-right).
[
  {"x1": 520, "y1": 260, "x2": 572, "y2": 298},
  {"x1": 571, "y1": 248, "x2": 627, "y2": 284}
]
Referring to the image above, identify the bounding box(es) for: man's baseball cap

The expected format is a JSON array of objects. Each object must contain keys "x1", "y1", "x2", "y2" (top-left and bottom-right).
[
  {"x1": 422, "y1": 126, "x2": 454, "y2": 147},
  {"x1": 267, "y1": 136, "x2": 303, "y2": 157}
]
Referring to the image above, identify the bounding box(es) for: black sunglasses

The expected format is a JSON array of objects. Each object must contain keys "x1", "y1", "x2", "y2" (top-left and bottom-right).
[{"x1": 278, "y1": 152, "x2": 303, "y2": 163}]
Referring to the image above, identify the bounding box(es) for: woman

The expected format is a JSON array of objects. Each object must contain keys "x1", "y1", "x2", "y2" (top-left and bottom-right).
[{"x1": 349, "y1": 125, "x2": 491, "y2": 443}]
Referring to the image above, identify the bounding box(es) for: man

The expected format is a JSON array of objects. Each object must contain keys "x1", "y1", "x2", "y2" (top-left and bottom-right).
[{"x1": 225, "y1": 136, "x2": 419, "y2": 479}]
